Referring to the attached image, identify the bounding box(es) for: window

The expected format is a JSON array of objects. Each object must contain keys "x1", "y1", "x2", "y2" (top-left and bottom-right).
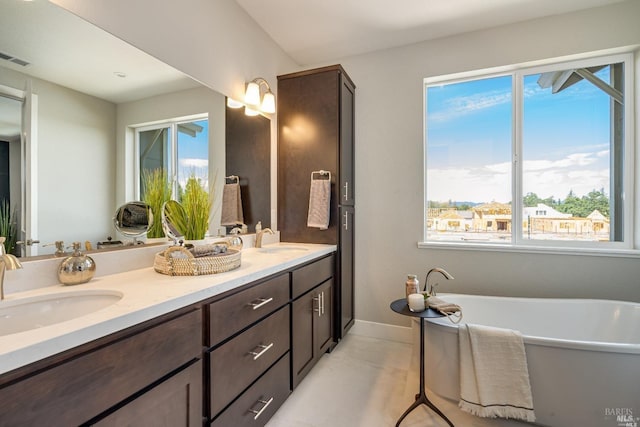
[
  {"x1": 136, "y1": 115, "x2": 209, "y2": 200},
  {"x1": 424, "y1": 53, "x2": 634, "y2": 251}
]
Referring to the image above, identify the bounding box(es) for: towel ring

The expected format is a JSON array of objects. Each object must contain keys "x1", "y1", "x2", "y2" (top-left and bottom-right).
[
  {"x1": 226, "y1": 175, "x2": 240, "y2": 184},
  {"x1": 311, "y1": 170, "x2": 331, "y2": 181}
]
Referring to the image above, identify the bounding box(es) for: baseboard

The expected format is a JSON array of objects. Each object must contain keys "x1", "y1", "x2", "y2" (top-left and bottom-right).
[{"x1": 349, "y1": 319, "x2": 412, "y2": 344}]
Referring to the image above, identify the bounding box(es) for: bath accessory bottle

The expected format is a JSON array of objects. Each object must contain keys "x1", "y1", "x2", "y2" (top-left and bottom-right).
[
  {"x1": 405, "y1": 274, "x2": 420, "y2": 301},
  {"x1": 58, "y1": 242, "x2": 96, "y2": 285}
]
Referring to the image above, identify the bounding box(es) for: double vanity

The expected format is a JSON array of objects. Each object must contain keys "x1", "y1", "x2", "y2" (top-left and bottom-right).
[{"x1": 0, "y1": 242, "x2": 336, "y2": 426}]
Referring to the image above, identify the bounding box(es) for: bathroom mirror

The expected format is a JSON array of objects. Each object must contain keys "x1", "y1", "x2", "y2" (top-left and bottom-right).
[
  {"x1": 0, "y1": 0, "x2": 271, "y2": 258},
  {"x1": 162, "y1": 200, "x2": 187, "y2": 243},
  {"x1": 113, "y1": 202, "x2": 153, "y2": 239}
]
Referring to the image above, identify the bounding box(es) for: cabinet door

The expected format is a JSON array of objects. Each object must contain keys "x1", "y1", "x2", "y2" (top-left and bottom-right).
[
  {"x1": 92, "y1": 360, "x2": 202, "y2": 427},
  {"x1": 291, "y1": 290, "x2": 315, "y2": 389},
  {"x1": 291, "y1": 279, "x2": 334, "y2": 389},
  {"x1": 314, "y1": 279, "x2": 333, "y2": 356},
  {"x1": 340, "y1": 74, "x2": 355, "y2": 206},
  {"x1": 339, "y1": 206, "x2": 354, "y2": 338}
]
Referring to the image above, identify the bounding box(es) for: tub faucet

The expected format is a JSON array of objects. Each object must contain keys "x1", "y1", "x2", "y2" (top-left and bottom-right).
[
  {"x1": 424, "y1": 267, "x2": 454, "y2": 296},
  {"x1": 0, "y1": 237, "x2": 23, "y2": 300},
  {"x1": 255, "y1": 228, "x2": 274, "y2": 248}
]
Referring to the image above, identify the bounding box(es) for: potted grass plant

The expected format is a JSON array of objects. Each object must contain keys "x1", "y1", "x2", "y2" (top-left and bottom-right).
[
  {"x1": 180, "y1": 174, "x2": 212, "y2": 241},
  {"x1": 0, "y1": 199, "x2": 18, "y2": 256},
  {"x1": 141, "y1": 169, "x2": 172, "y2": 239}
]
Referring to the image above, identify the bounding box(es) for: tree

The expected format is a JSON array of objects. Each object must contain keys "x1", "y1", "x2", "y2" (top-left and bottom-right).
[
  {"x1": 523, "y1": 192, "x2": 540, "y2": 207},
  {"x1": 556, "y1": 189, "x2": 609, "y2": 218}
]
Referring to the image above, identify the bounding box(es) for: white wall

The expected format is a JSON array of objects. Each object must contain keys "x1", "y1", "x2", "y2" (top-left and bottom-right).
[
  {"x1": 116, "y1": 86, "x2": 226, "y2": 234},
  {"x1": 0, "y1": 66, "x2": 116, "y2": 253},
  {"x1": 51, "y1": 0, "x2": 640, "y2": 328},
  {"x1": 333, "y1": 0, "x2": 640, "y2": 326}
]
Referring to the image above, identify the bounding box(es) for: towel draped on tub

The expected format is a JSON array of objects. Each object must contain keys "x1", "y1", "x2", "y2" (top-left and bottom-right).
[{"x1": 458, "y1": 323, "x2": 536, "y2": 422}]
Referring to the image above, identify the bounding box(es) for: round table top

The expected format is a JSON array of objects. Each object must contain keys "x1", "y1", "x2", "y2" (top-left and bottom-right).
[{"x1": 390, "y1": 298, "x2": 445, "y2": 319}]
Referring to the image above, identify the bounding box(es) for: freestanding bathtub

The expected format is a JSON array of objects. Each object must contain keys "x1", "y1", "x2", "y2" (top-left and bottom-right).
[{"x1": 422, "y1": 294, "x2": 640, "y2": 427}]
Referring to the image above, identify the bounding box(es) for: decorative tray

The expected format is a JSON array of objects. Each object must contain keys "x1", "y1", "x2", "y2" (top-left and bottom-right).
[{"x1": 154, "y1": 244, "x2": 241, "y2": 276}]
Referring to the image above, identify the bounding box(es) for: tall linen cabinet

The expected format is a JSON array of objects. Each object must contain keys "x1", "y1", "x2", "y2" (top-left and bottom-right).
[{"x1": 277, "y1": 65, "x2": 355, "y2": 342}]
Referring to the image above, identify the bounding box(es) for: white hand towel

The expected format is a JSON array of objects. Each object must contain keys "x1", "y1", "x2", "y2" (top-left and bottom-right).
[
  {"x1": 307, "y1": 178, "x2": 331, "y2": 229},
  {"x1": 221, "y1": 183, "x2": 244, "y2": 226},
  {"x1": 458, "y1": 323, "x2": 536, "y2": 422}
]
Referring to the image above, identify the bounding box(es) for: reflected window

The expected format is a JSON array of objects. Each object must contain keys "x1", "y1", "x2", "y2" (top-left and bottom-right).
[{"x1": 136, "y1": 116, "x2": 209, "y2": 200}]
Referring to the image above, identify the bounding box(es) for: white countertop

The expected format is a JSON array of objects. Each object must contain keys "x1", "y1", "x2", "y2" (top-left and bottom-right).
[{"x1": 0, "y1": 243, "x2": 336, "y2": 375}]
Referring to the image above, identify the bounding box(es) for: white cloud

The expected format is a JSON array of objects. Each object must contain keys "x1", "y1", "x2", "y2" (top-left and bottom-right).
[
  {"x1": 429, "y1": 90, "x2": 511, "y2": 123},
  {"x1": 428, "y1": 149, "x2": 609, "y2": 203}
]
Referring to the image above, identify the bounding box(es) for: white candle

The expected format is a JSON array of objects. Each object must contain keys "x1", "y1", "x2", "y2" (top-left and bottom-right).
[{"x1": 408, "y1": 293, "x2": 425, "y2": 312}]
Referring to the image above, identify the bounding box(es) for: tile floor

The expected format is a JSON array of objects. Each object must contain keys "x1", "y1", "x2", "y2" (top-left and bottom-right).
[{"x1": 266, "y1": 333, "x2": 515, "y2": 427}]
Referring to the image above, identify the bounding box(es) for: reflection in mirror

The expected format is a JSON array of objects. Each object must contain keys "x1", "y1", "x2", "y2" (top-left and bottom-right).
[
  {"x1": 113, "y1": 202, "x2": 153, "y2": 242},
  {"x1": 162, "y1": 200, "x2": 188, "y2": 244},
  {"x1": 225, "y1": 102, "x2": 271, "y2": 232},
  {"x1": 0, "y1": 0, "x2": 272, "y2": 259},
  {"x1": 0, "y1": 0, "x2": 208, "y2": 257}
]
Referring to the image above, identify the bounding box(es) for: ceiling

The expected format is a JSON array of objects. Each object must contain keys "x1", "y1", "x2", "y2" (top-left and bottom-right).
[
  {"x1": 0, "y1": 0, "x2": 198, "y2": 105},
  {"x1": 235, "y1": 0, "x2": 626, "y2": 65}
]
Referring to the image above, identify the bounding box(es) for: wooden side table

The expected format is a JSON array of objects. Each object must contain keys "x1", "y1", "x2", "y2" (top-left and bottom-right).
[{"x1": 390, "y1": 298, "x2": 454, "y2": 427}]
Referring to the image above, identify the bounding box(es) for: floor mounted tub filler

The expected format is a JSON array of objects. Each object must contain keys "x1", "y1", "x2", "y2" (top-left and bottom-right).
[{"x1": 419, "y1": 294, "x2": 640, "y2": 427}]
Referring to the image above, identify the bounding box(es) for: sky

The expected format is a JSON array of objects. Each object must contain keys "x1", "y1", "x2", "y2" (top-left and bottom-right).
[
  {"x1": 426, "y1": 66, "x2": 614, "y2": 205},
  {"x1": 177, "y1": 119, "x2": 209, "y2": 187}
]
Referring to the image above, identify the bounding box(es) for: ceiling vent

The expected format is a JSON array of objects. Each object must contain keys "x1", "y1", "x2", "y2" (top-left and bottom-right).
[{"x1": 0, "y1": 51, "x2": 30, "y2": 67}]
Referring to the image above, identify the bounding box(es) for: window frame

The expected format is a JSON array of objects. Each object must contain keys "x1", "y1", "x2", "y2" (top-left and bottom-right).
[
  {"x1": 133, "y1": 113, "x2": 208, "y2": 200},
  {"x1": 421, "y1": 51, "x2": 636, "y2": 255}
]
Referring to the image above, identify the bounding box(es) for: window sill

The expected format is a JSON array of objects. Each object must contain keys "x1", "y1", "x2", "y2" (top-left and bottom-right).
[{"x1": 417, "y1": 241, "x2": 640, "y2": 258}]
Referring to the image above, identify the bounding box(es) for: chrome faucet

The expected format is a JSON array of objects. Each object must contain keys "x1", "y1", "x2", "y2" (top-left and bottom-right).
[
  {"x1": 424, "y1": 267, "x2": 454, "y2": 296},
  {"x1": 255, "y1": 228, "x2": 274, "y2": 248},
  {"x1": 0, "y1": 237, "x2": 23, "y2": 300}
]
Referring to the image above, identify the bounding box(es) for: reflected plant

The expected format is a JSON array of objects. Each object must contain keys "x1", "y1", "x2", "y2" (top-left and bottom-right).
[
  {"x1": 181, "y1": 174, "x2": 212, "y2": 240},
  {"x1": 0, "y1": 199, "x2": 18, "y2": 255},
  {"x1": 141, "y1": 169, "x2": 172, "y2": 238}
]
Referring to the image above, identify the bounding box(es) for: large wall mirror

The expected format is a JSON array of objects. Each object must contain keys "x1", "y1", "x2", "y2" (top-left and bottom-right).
[{"x1": 0, "y1": 0, "x2": 270, "y2": 258}]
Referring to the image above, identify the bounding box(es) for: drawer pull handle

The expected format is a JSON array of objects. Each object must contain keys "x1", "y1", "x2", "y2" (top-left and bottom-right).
[
  {"x1": 249, "y1": 397, "x2": 274, "y2": 420},
  {"x1": 248, "y1": 297, "x2": 273, "y2": 310},
  {"x1": 248, "y1": 343, "x2": 274, "y2": 360}
]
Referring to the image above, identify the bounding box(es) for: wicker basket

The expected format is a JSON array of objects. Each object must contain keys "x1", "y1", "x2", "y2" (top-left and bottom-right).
[{"x1": 154, "y1": 245, "x2": 241, "y2": 276}]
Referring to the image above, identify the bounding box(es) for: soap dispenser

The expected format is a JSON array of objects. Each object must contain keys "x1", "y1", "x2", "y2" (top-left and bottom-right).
[{"x1": 58, "y1": 242, "x2": 96, "y2": 285}]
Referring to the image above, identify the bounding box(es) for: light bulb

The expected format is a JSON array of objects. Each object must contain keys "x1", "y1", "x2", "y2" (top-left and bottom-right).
[
  {"x1": 226, "y1": 98, "x2": 244, "y2": 109},
  {"x1": 261, "y1": 92, "x2": 276, "y2": 114},
  {"x1": 244, "y1": 81, "x2": 260, "y2": 107},
  {"x1": 244, "y1": 106, "x2": 260, "y2": 116}
]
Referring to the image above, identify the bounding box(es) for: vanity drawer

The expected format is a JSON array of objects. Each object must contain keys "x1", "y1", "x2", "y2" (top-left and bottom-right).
[
  {"x1": 292, "y1": 254, "x2": 334, "y2": 299},
  {"x1": 208, "y1": 273, "x2": 289, "y2": 346},
  {"x1": 0, "y1": 308, "x2": 202, "y2": 427},
  {"x1": 211, "y1": 353, "x2": 290, "y2": 427},
  {"x1": 209, "y1": 305, "x2": 290, "y2": 417}
]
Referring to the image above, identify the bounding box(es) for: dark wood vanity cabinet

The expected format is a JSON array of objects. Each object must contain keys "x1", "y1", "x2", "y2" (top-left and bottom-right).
[
  {"x1": 0, "y1": 252, "x2": 337, "y2": 427},
  {"x1": 205, "y1": 272, "x2": 291, "y2": 426},
  {"x1": 291, "y1": 255, "x2": 335, "y2": 388},
  {"x1": 278, "y1": 64, "x2": 356, "y2": 342},
  {"x1": 0, "y1": 307, "x2": 203, "y2": 427}
]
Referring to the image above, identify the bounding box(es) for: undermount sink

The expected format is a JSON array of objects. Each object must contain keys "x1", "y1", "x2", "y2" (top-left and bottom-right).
[
  {"x1": 258, "y1": 246, "x2": 309, "y2": 254},
  {"x1": 0, "y1": 289, "x2": 123, "y2": 336}
]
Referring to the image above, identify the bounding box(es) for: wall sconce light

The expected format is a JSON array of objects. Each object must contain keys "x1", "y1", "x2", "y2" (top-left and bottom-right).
[
  {"x1": 245, "y1": 77, "x2": 276, "y2": 115},
  {"x1": 226, "y1": 77, "x2": 276, "y2": 116}
]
